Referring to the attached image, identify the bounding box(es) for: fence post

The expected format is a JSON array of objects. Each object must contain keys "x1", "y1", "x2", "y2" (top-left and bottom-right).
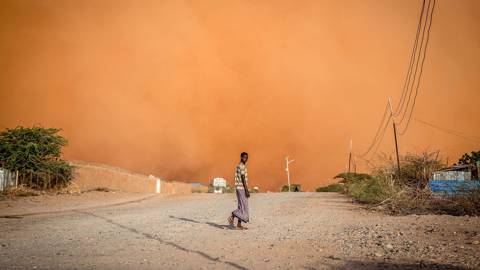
[{"x1": 15, "y1": 170, "x2": 18, "y2": 188}]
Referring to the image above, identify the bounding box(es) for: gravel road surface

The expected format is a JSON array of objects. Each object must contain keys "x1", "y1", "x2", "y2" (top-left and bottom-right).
[{"x1": 1, "y1": 192, "x2": 479, "y2": 269}]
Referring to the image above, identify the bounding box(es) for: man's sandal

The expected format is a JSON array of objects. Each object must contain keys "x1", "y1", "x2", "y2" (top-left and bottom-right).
[{"x1": 228, "y1": 216, "x2": 234, "y2": 226}]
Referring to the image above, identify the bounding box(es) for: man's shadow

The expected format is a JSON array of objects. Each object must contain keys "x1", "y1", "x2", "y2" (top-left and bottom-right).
[
  {"x1": 79, "y1": 211, "x2": 248, "y2": 270},
  {"x1": 169, "y1": 215, "x2": 234, "y2": 230}
]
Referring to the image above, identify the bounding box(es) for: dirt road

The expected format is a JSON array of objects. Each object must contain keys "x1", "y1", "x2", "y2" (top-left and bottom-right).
[{"x1": 1, "y1": 192, "x2": 479, "y2": 270}]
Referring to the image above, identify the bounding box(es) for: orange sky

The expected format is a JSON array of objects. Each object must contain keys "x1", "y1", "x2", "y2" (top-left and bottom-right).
[{"x1": 0, "y1": 0, "x2": 479, "y2": 191}]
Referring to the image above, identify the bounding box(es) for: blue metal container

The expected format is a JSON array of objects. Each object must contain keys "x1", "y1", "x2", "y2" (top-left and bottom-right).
[{"x1": 429, "y1": 180, "x2": 480, "y2": 196}]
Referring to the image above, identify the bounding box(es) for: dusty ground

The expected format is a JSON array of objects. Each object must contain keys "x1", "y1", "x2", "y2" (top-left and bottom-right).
[
  {"x1": 0, "y1": 192, "x2": 479, "y2": 270},
  {"x1": 0, "y1": 190, "x2": 155, "y2": 218}
]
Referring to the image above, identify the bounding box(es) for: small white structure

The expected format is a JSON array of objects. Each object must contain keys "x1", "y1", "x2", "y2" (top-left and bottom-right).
[
  {"x1": 148, "y1": 175, "x2": 161, "y2": 194},
  {"x1": 212, "y1": 177, "x2": 227, "y2": 193}
]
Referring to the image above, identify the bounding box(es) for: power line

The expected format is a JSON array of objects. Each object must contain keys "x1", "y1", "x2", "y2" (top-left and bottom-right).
[
  {"x1": 414, "y1": 118, "x2": 480, "y2": 143},
  {"x1": 356, "y1": 0, "x2": 436, "y2": 160},
  {"x1": 396, "y1": 0, "x2": 431, "y2": 124},
  {"x1": 396, "y1": 0, "x2": 433, "y2": 127},
  {"x1": 394, "y1": 0, "x2": 426, "y2": 117},
  {"x1": 369, "y1": 114, "x2": 393, "y2": 158},
  {"x1": 357, "y1": 103, "x2": 391, "y2": 157},
  {"x1": 357, "y1": 103, "x2": 389, "y2": 157},
  {"x1": 398, "y1": 0, "x2": 436, "y2": 134}
]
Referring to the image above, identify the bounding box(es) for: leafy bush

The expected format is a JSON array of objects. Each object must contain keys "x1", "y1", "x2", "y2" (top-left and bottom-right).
[
  {"x1": 0, "y1": 126, "x2": 73, "y2": 189},
  {"x1": 316, "y1": 183, "x2": 344, "y2": 192},
  {"x1": 456, "y1": 151, "x2": 480, "y2": 165}
]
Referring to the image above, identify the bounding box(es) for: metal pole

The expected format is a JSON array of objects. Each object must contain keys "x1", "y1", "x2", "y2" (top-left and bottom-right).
[
  {"x1": 285, "y1": 156, "x2": 295, "y2": 192},
  {"x1": 287, "y1": 165, "x2": 290, "y2": 192},
  {"x1": 286, "y1": 157, "x2": 290, "y2": 192}
]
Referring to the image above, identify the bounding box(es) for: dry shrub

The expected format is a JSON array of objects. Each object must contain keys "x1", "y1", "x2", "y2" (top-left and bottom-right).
[
  {"x1": 348, "y1": 150, "x2": 480, "y2": 216},
  {"x1": 1, "y1": 185, "x2": 40, "y2": 198},
  {"x1": 432, "y1": 189, "x2": 480, "y2": 216},
  {"x1": 88, "y1": 187, "x2": 112, "y2": 192},
  {"x1": 367, "y1": 185, "x2": 480, "y2": 216},
  {"x1": 346, "y1": 176, "x2": 397, "y2": 204},
  {"x1": 368, "y1": 150, "x2": 444, "y2": 189}
]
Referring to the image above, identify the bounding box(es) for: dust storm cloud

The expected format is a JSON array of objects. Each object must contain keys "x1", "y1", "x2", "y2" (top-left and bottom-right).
[{"x1": 1, "y1": 0, "x2": 479, "y2": 191}]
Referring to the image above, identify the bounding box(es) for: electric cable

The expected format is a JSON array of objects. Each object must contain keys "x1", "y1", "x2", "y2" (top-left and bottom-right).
[
  {"x1": 398, "y1": 0, "x2": 436, "y2": 134},
  {"x1": 414, "y1": 118, "x2": 480, "y2": 143},
  {"x1": 396, "y1": 0, "x2": 432, "y2": 126},
  {"x1": 394, "y1": 0, "x2": 426, "y2": 117}
]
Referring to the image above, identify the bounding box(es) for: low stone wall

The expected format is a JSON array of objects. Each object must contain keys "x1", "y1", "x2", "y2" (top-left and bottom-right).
[{"x1": 70, "y1": 161, "x2": 192, "y2": 195}]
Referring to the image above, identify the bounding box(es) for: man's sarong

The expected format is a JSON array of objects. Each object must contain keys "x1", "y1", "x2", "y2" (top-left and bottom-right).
[{"x1": 232, "y1": 189, "x2": 249, "y2": 223}]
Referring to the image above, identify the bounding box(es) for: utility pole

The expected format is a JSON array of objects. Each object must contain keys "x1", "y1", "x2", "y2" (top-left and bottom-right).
[
  {"x1": 348, "y1": 139, "x2": 352, "y2": 174},
  {"x1": 353, "y1": 156, "x2": 357, "y2": 173},
  {"x1": 285, "y1": 156, "x2": 295, "y2": 192},
  {"x1": 388, "y1": 98, "x2": 401, "y2": 177}
]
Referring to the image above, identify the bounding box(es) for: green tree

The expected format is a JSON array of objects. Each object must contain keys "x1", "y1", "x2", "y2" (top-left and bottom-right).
[
  {"x1": 0, "y1": 126, "x2": 73, "y2": 189},
  {"x1": 457, "y1": 151, "x2": 480, "y2": 165}
]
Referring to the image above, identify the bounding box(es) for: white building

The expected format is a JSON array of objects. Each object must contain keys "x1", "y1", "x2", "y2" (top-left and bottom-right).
[{"x1": 212, "y1": 177, "x2": 227, "y2": 193}]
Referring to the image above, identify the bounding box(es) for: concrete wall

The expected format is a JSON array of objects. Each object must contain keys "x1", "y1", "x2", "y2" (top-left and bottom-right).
[{"x1": 70, "y1": 161, "x2": 191, "y2": 194}]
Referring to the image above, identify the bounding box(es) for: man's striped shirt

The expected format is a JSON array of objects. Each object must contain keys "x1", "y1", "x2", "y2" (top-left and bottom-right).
[{"x1": 234, "y1": 162, "x2": 248, "y2": 189}]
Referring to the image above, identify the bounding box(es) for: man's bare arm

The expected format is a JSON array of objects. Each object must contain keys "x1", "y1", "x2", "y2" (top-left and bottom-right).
[{"x1": 241, "y1": 174, "x2": 250, "y2": 197}]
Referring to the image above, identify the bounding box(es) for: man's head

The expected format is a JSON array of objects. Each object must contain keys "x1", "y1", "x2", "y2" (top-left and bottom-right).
[{"x1": 240, "y1": 152, "x2": 249, "y2": 163}]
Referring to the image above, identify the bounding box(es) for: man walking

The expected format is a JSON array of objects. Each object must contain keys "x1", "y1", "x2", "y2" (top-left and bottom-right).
[{"x1": 228, "y1": 152, "x2": 250, "y2": 230}]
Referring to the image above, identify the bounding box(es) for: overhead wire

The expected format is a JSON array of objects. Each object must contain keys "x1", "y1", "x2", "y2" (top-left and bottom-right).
[
  {"x1": 393, "y1": 0, "x2": 426, "y2": 117},
  {"x1": 356, "y1": 0, "x2": 435, "y2": 160},
  {"x1": 398, "y1": 0, "x2": 436, "y2": 135},
  {"x1": 414, "y1": 118, "x2": 480, "y2": 143},
  {"x1": 396, "y1": 0, "x2": 433, "y2": 127},
  {"x1": 357, "y1": 103, "x2": 391, "y2": 158},
  {"x1": 370, "y1": 114, "x2": 393, "y2": 158}
]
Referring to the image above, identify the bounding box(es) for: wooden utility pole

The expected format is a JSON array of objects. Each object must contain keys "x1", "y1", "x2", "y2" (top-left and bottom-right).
[
  {"x1": 393, "y1": 122, "x2": 401, "y2": 177},
  {"x1": 353, "y1": 156, "x2": 357, "y2": 173},
  {"x1": 388, "y1": 98, "x2": 401, "y2": 177},
  {"x1": 347, "y1": 139, "x2": 352, "y2": 174}
]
